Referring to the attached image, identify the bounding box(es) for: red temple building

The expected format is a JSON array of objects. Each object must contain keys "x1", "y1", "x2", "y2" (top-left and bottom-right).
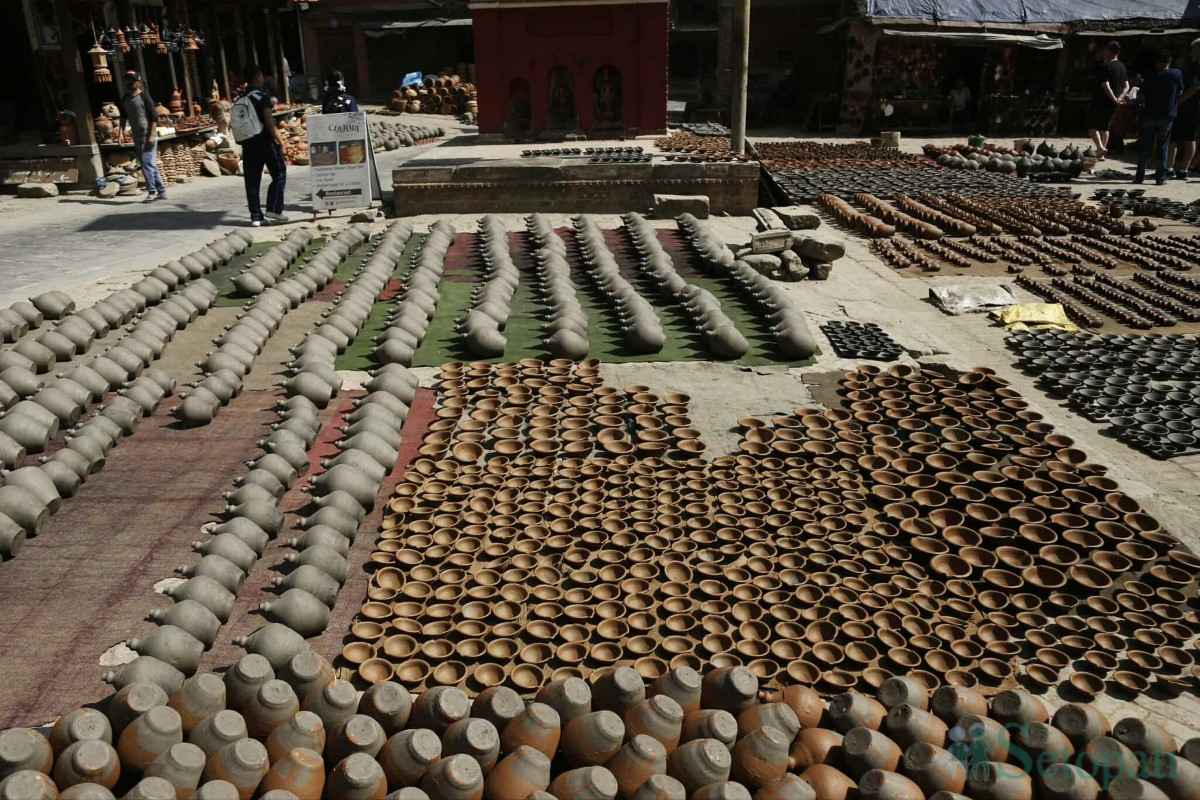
[{"x1": 469, "y1": 0, "x2": 669, "y2": 138}]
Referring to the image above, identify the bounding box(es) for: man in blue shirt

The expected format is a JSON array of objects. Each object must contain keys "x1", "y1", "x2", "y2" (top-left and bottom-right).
[{"x1": 1134, "y1": 49, "x2": 1185, "y2": 185}]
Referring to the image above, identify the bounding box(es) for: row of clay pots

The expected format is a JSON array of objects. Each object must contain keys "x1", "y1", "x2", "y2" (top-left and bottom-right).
[
  {"x1": 573, "y1": 215, "x2": 665, "y2": 355},
  {"x1": 678, "y1": 214, "x2": 818, "y2": 360},
  {"x1": 142, "y1": 225, "x2": 410, "y2": 670},
  {"x1": 623, "y1": 214, "x2": 748, "y2": 360},
  {"x1": 460, "y1": 216, "x2": 516, "y2": 358},
  {"x1": 0, "y1": 275, "x2": 224, "y2": 560},
  {"x1": 231, "y1": 229, "x2": 314, "y2": 297},
  {"x1": 0, "y1": 291, "x2": 75, "y2": 343},
  {"x1": 527, "y1": 215, "x2": 589, "y2": 360},
  {"x1": 174, "y1": 226, "x2": 369, "y2": 425},
  {"x1": 855, "y1": 193, "x2": 944, "y2": 241},
  {"x1": 374, "y1": 221, "x2": 456, "y2": 368}
]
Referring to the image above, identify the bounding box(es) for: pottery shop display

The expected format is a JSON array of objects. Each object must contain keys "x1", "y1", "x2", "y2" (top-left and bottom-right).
[
  {"x1": 820, "y1": 322, "x2": 904, "y2": 361},
  {"x1": 1011, "y1": 329, "x2": 1200, "y2": 458},
  {"x1": 386, "y1": 72, "x2": 476, "y2": 116},
  {"x1": 13, "y1": 662, "x2": 1188, "y2": 800},
  {"x1": 353, "y1": 357, "x2": 1200, "y2": 704}
]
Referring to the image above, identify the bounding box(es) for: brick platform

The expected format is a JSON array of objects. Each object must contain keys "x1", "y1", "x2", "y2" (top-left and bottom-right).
[{"x1": 392, "y1": 159, "x2": 759, "y2": 216}]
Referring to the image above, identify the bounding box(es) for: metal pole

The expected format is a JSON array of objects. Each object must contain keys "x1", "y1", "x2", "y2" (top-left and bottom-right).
[{"x1": 729, "y1": 0, "x2": 750, "y2": 154}]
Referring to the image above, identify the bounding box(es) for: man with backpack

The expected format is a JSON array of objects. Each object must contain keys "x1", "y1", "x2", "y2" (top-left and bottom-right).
[{"x1": 232, "y1": 65, "x2": 288, "y2": 226}]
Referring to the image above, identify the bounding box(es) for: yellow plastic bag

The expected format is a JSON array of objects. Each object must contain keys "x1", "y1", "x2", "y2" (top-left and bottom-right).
[{"x1": 991, "y1": 303, "x2": 1077, "y2": 332}]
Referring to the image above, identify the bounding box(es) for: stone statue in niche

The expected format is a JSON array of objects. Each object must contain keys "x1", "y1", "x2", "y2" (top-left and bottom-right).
[
  {"x1": 593, "y1": 65, "x2": 622, "y2": 128},
  {"x1": 547, "y1": 66, "x2": 577, "y2": 129},
  {"x1": 507, "y1": 78, "x2": 532, "y2": 133}
]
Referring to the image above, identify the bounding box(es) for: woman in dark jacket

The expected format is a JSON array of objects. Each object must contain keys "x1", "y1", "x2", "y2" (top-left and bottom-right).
[{"x1": 321, "y1": 70, "x2": 360, "y2": 115}]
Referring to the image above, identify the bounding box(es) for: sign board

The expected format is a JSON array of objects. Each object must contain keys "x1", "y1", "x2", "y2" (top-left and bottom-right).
[{"x1": 307, "y1": 111, "x2": 379, "y2": 212}]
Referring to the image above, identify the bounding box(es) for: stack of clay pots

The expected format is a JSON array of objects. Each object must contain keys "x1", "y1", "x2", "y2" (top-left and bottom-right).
[
  {"x1": 157, "y1": 140, "x2": 207, "y2": 183},
  {"x1": 573, "y1": 215, "x2": 665, "y2": 355},
  {"x1": 175, "y1": 226, "x2": 368, "y2": 426},
  {"x1": 232, "y1": 230, "x2": 314, "y2": 297},
  {"x1": 622, "y1": 213, "x2": 748, "y2": 360},
  {"x1": 374, "y1": 221, "x2": 456, "y2": 367},
  {"x1": 9, "y1": 658, "x2": 1196, "y2": 800},
  {"x1": 677, "y1": 214, "x2": 817, "y2": 361},
  {"x1": 459, "y1": 216, "x2": 518, "y2": 358},
  {"x1": 526, "y1": 214, "x2": 589, "y2": 360},
  {"x1": 369, "y1": 120, "x2": 444, "y2": 152}
]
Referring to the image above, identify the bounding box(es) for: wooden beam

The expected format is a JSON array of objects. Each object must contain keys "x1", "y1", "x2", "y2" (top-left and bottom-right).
[
  {"x1": 55, "y1": 0, "x2": 97, "y2": 146},
  {"x1": 213, "y1": 8, "x2": 232, "y2": 101},
  {"x1": 272, "y1": 8, "x2": 290, "y2": 104}
]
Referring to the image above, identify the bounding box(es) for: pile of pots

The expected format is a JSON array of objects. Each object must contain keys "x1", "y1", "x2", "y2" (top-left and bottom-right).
[
  {"x1": 622, "y1": 213, "x2": 748, "y2": 360},
  {"x1": 771, "y1": 167, "x2": 1074, "y2": 205},
  {"x1": 369, "y1": 120, "x2": 443, "y2": 153},
  {"x1": 924, "y1": 142, "x2": 1088, "y2": 180},
  {"x1": 573, "y1": 216, "x2": 665, "y2": 355},
  {"x1": 820, "y1": 322, "x2": 904, "y2": 362},
  {"x1": 1010, "y1": 329, "x2": 1200, "y2": 458},
  {"x1": 374, "y1": 222, "x2": 457, "y2": 368},
  {"x1": 653, "y1": 133, "x2": 754, "y2": 163},
  {"x1": 1094, "y1": 189, "x2": 1200, "y2": 226},
  {"x1": 17, "y1": 656, "x2": 1198, "y2": 800},
  {"x1": 869, "y1": 239, "x2": 943, "y2": 272},
  {"x1": 819, "y1": 196, "x2": 895, "y2": 240},
  {"x1": 459, "y1": 216, "x2": 517, "y2": 358},
  {"x1": 677, "y1": 214, "x2": 817, "y2": 360},
  {"x1": 526, "y1": 215, "x2": 589, "y2": 361},
  {"x1": 1013, "y1": 276, "x2": 1105, "y2": 328},
  {"x1": 754, "y1": 141, "x2": 930, "y2": 172},
  {"x1": 890, "y1": 195, "x2": 977, "y2": 238},
  {"x1": 232, "y1": 230, "x2": 314, "y2": 297},
  {"x1": 855, "y1": 194, "x2": 943, "y2": 241}
]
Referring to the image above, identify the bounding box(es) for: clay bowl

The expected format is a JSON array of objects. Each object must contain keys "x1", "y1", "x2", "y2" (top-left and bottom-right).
[
  {"x1": 1082, "y1": 650, "x2": 1119, "y2": 674},
  {"x1": 341, "y1": 642, "x2": 373, "y2": 665},
  {"x1": 393, "y1": 659, "x2": 431, "y2": 687},
  {"x1": 510, "y1": 665, "x2": 544, "y2": 693},
  {"x1": 786, "y1": 661, "x2": 821, "y2": 684},
  {"x1": 357, "y1": 658, "x2": 393, "y2": 685},
  {"x1": 351, "y1": 622, "x2": 384, "y2": 642},
  {"x1": 1023, "y1": 663, "x2": 1059, "y2": 689},
  {"x1": 383, "y1": 635, "x2": 418, "y2": 660},
  {"x1": 1112, "y1": 671, "x2": 1150, "y2": 695},
  {"x1": 432, "y1": 661, "x2": 468, "y2": 687},
  {"x1": 979, "y1": 658, "x2": 1010, "y2": 684},
  {"x1": 1035, "y1": 648, "x2": 1070, "y2": 669}
]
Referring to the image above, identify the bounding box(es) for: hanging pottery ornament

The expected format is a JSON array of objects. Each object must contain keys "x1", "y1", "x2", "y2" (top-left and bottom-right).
[
  {"x1": 184, "y1": 30, "x2": 200, "y2": 52},
  {"x1": 116, "y1": 28, "x2": 129, "y2": 53},
  {"x1": 89, "y1": 42, "x2": 112, "y2": 83},
  {"x1": 883, "y1": 103, "x2": 895, "y2": 117}
]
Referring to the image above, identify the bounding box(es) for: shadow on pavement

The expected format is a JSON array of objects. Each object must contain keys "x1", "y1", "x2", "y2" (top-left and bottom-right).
[{"x1": 78, "y1": 208, "x2": 234, "y2": 232}]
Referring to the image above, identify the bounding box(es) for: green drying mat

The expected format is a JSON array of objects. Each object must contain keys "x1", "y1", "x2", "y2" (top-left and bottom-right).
[
  {"x1": 334, "y1": 233, "x2": 427, "y2": 371},
  {"x1": 212, "y1": 237, "x2": 327, "y2": 308}
]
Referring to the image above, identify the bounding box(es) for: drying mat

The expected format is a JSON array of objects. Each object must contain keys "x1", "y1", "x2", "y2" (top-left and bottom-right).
[
  {"x1": 213, "y1": 238, "x2": 328, "y2": 308},
  {"x1": 360, "y1": 229, "x2": 817, "y2": 370},
  {"x1": 197, "y1": 387, "x2": 431, "y2": 671},
  {"x1": 0, "y1": 390, "x2": 276, "y2": 729}
]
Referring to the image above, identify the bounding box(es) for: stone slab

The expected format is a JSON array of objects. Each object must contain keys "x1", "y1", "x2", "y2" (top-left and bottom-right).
[
  {"x1": 793, "y1": 230, "x2": 846, "y2": 263},
  {"x1": 652, "y1": 194, "x2": 710, "y2": 220},
  {"x1": 751, "y1": 229, "x2": 794, "y2": 254},
  {"x1": 774, "y1": 206, "x2": 822, "y2": 231}
]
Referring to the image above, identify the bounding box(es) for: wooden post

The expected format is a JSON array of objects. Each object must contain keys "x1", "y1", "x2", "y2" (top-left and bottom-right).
[
  {"x1": 233, "y1": 3, "x2": 248, "y2": 73},
  {"x1": 55, "y1": 0, "x2": 97, "y2": 146},
  {"x1": 213, "y1": 8, "x2": 231, "y2": 101},
  {"x1": 246, "y1": 7, "x2": 259, "y2": 66},
  {"x1": 272, "y1": 8, "x2": 289, "y2": 104},
  {"x1": 263, "y1": 8, "x2": 278, "y2": 98}
]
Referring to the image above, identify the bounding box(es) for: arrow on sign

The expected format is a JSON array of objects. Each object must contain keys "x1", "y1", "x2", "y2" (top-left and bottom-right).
[{"x1": 316, "y1": 188, "x2": 364, "y2": 199}]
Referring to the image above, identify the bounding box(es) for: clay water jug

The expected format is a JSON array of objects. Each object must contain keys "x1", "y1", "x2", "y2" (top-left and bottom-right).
[
  {"x1": 144, "y1": 741, "x2": 206, "y2": 798},
  {"x1": 259, "y1": 748, "x2": 325, "y2": 798},
  {"x1": 878, "y1": 677, "x2": 929, "y2": 712},
  {"x1": 379, "y1": 729, "x2": 441, "y2": 788},
  {"x1": 188, "y1": 712, "x2": 248, "y2": 759},
  {"x1": 0, "y1": 728, "x2": 53, "y2": 778},
  {"x1": 118, "y1": 706, "x2": 184, "y2": 773},
  {"x1": 591, "y1": 667, "x2": 645, "y2": 716},
  {"x1": 667, "y1": 740, "x2": 730, "y2": 796},
  {"x1": 0, "y1": 484, "x2": 48, "y2": 534},
  {"x1": 327, "y1": 715, "x2": 387, "y2": 764},
  {"x1": 103, "y1": 657, "x2": 185, "y2": 697},
  {"x1": 561, "y1": 712, "x2": 623, "y2": 768},
  {"x1": 536, "y1": 679, "x2": 592, "y2": 726},
  {"x1": 281, "y1": 546, "x2": 348, "y2": 584},
  {"x1": 266, "y1": 713, "x2": 326, "y2": 763},
  {"x1": 700, "y1": 669, "x2": 758, "y2": 715},
  {"x1": 175, "y1": 556, "x2": 246, "y2": 596},
  {"x1": 681, "y1": 711, "x2": 738, "y2": 749},
  {"x1": 420, "y1": 754, "x2": 484, "y2": 800},
  {"x1": 124, "y1": 776, "x2": 178, "y2": 800},
  {"x1": 470, "y1": 688, "x2": 524, "y2": 734},
  {"x1": 129, "y1": 626, "x2": 205, "y2": 675},
  {"x1": 167, "y1": 675, "x2": 226, "y2": 734},
  {"x1": 326, "y1": 753, "x2": 387, "y2": 800},
  {"x1": 499, "y1": 705, "x2": 560, "y2": 761},
  {"x1": 280, "y1": 652, "x2": 335, "y2": 703},
  {"x1": 50, "y1": 709, "x2": 112, "y2": 756},
  {"x1": 3, "y1": 466, "x2": 61, "y2": 513},
  {"x1": 547, "y1": 767, "x2": 618, "y2": 800},
  {"x1": 301, "y1": 680, "x2": 359, "y2": 730},
  {"x1": 737, "y1": 706, "x2": 800, "y2": 741},
  {"x1": 224, "y1": 656, "x2": 275, "y2": 714},
  {"x1": 605, "y1": 735, "x2": 668, "y2": 798},
  {"x1": 200, "y1": 520, "x2": 268, "y2": 555},
  {"x1": 731, "y1": 727, "x2": 790, "y2": 790},
  {"x1": 53, "y1": 740, "x2": 120, "y2": 790},
  {"x1": 0, "y1": 514, "x2": 22, "y2": 561},
  {"x1": 287, "y1": 528, "x2": 350, "y2": 557},
  {"x1": 484, "y1": 747, "x2": 550, "y2": 800},
  {"x1": 107, "y1": 683, "x2": 169, "y2": 739},
  {"x1": 244, "y1": 681, "x2": 300, "y2": 739},
  {"x1": 751, "y1": 774, "x2": 815, "y2": 800},
  {"x1": 624, "y1": 697, "x2": 684, "y2": 754},
  {"x1": 163, "y1": 577, "x2": 235, "y2": 623},
  {"x1": 360, "y1": 682, "x2": 411, "y2": 736},
  {"x1": 0, "y1": 770, "x2": 58, "y2": 800},
  {"x1": 191, "y1": 535, "x2": 256, "y2": 574},
  {"x1": 828, "y1": 692, "x2": 886, "y2": 733},
  {"x1": 411, "y1": 688, "x2": 470, "y2": 737},
  {"x1": 628, "y1": 774, "x2": 687, "y2": 800},
  {"x1": 441, "y1": 719, "x2": 499, "y2": 775},
  {"x1": 258, "y1": 590, "x2": 330, "y2": 638},
  {"x1": 192, "y1": 780, "x2": 240, "y2": 799},
  {"x1": 201, "y1": 739, "x2": 269, "y2": 800},
  {"x1": 231, "y1": 625, "x2": 308, "y2": 673}
]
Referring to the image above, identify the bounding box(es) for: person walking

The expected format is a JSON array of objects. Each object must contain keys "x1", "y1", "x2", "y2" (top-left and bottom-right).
[
  {"x1": 320, "y1": 70, "x2": 360, "y2": 115},
  {"x1": 1135, "y1": 49, "x2": 1185, "y2": 186},
  {"x1": 120, "y1": 70, "x2": 167, "y2": 202},
  {"x1": 949, "y1": 78, "x2": 973, "y2": 134},
  {"x1": 1167, "y1": 38, "x2": 1200, "y2": 180},
  {"x1": 231, "y1": 64, "x2": 287, "y2": 226},
  {"x1": 1087, "y1": 41, "x2": 1129, "y2": 160}
]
